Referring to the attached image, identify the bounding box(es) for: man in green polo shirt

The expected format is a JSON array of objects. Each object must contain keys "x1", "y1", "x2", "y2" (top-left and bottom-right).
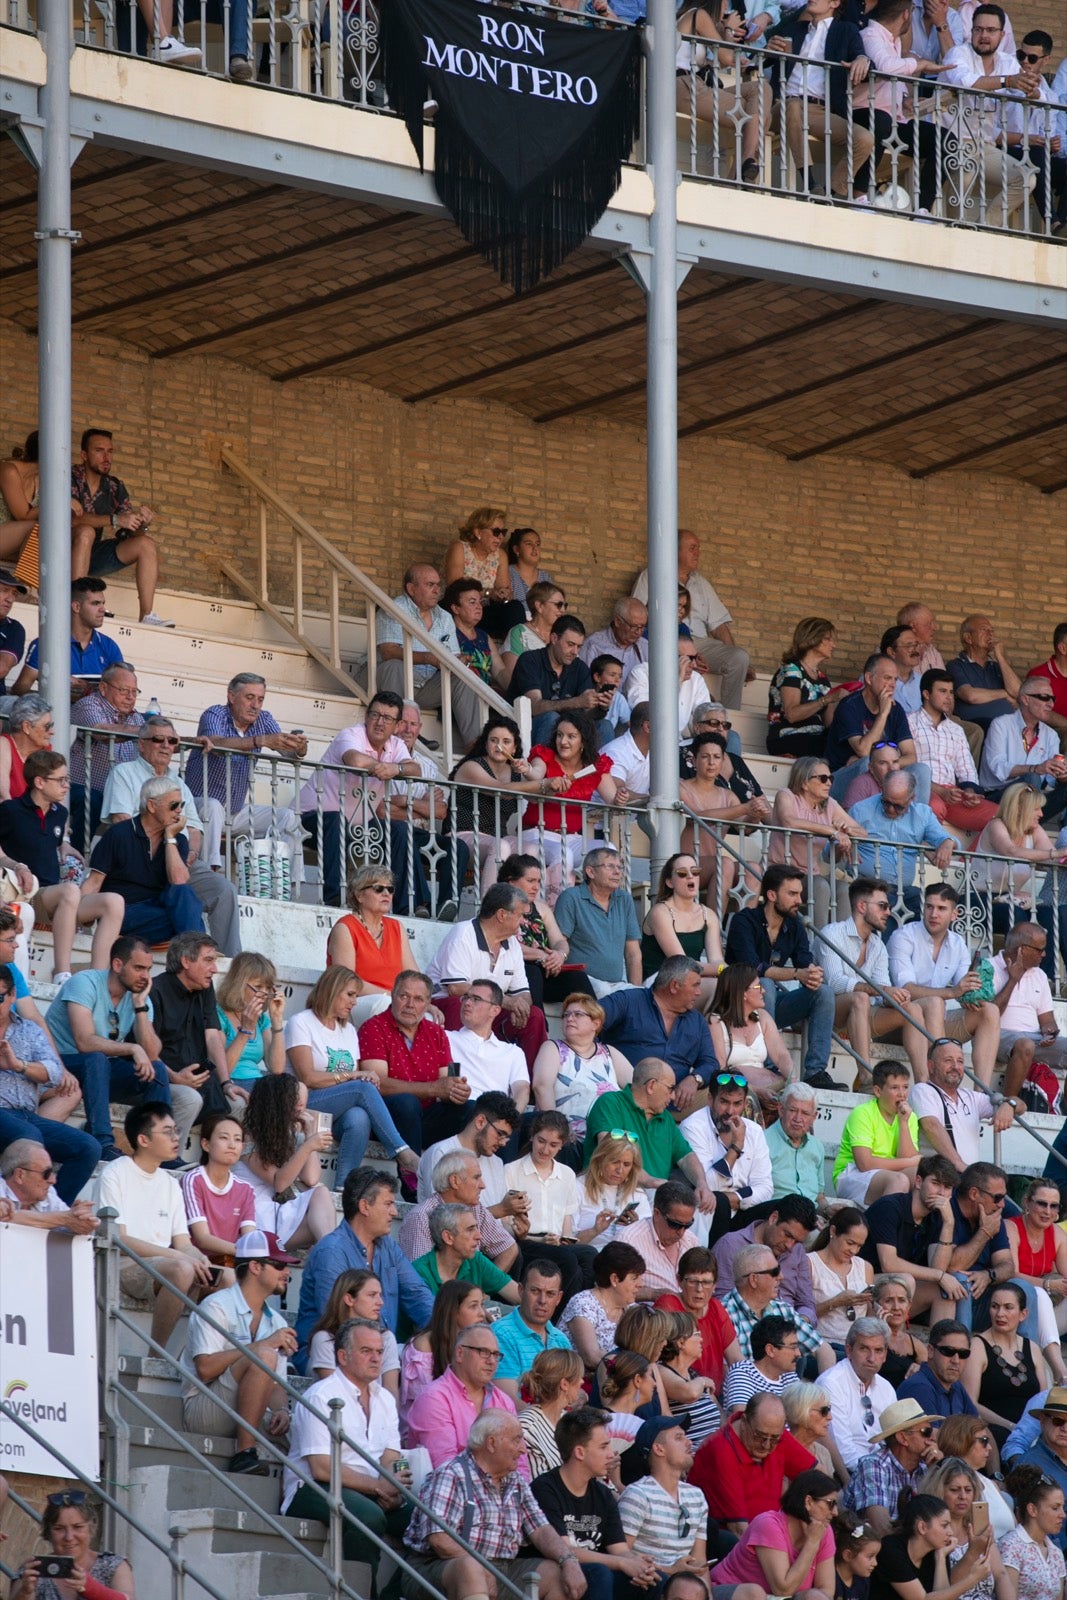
[
  {"x1": 584, "y1": 1058, "x2": 715, "y2": 1208},
  {"x1": 833, "y1": 1059, "x2": 919, "y2": 1206},
  {"x1": 407, "y1": 1203, "x2": 520, "y2": 1337}
]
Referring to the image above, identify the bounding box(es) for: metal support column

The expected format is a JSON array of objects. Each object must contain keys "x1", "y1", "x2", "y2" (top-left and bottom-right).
[
  {"x1": 35, "y1": 0, "x2": 79, "y2": 754},
  {"x1": 637, "y1": 0, "x2": 688, "y2": 882}
]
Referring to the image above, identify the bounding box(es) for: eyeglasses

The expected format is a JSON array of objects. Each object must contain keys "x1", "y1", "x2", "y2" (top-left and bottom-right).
[
  {"x1": 682, "y1": 1277, "x2": 715, "y2": 1291},
  {"x1": 1030, "y1": 1198, "x2": 1059, "y2": 1209},
  {"x1": 464, "y1": 1346, "x2": 502, "y2": 1359},
  {"x1": 700, "y1": 718, "x2": 732, "y2": 731},
  {"x1": 882, "y1": 798, "x2": 909, "y2": 813},
  {"x1": 487, "y1": 1122, "x2": 515, "y2": 1139},
  {"x1": 677, "y1": 1508, "x2": 691, "y2": 1540},
  {"x1": 164, "y1": 800, "x2": 183, "y2": 812},
  {"x1": 977, "y1": 1189, "x2": 1006, "y2": 1206},
  {"x1": 1045, "y1": 1419, "x2": 1067, "y2": 1430},
  {"x1": 47, "y1": 1491, "x2": 87, "y2": 1507},
  {"x1": 975, "y1": 1434, "x2": 993, "y2": 1447},
  {"x1": 715, "y1": 1072, "x2": 748, "y2": 1089},
  {"x1": 930, "y1": 1037, "x2": 958, "y2": 1052},
  {"x1": 548, "y1": 599, "x2": 567, "y2": 609},
  {"x1": 1017, "y1": 48, "x2": 1045, "y2": 61},
  {"x1": 754, "y1": 1264, "x2": 782, "y2": 1277},
  {"x1": 146, "y1": 735, "x2": 180, "y2": 746},
  {"x1": 43, "y1": 772, "x2": 71, "y2": 785},
  {"x1": 661, "y1": 1215, "x2": 692, "y2": 1231},
  {"x1": 918, "y1": 1425, "x2": 935, "y2": 1438},
  {"x1": 872, "y1": 741, "x2": 899, "y2": 752},
  {"x1": 814, "y1": 1405, "x2": 832, "y2": 1417},
  {"x1": 367, "y1": 710, "x2": 399, "y2": 724},
  {"x1": 608, "y1": 1130, "x2": 640, "y2": 1144},
  {"x1": 462, "y1": 993, "x2": 496, "y2": 1006},
  {"x1": 933, "y1": 1344, "x2": 971, "y2": 1359},
  {"x1": 108, "y1": 1007, "x2": 121, "y2": 1041},
  {"x1": 21, "y1": 1163, "x2": 56, "y2": 1179},
  {"x1": 861, "y1": 1395, "x2": 875, "y2": 1427},
  {"x1": 747, "y1": 1428, "x2": 784, "y2": 1446},
  {"x1": 367, "y1": 884, "x2": 394, "y2": 894},
  {"x1": 1023, "y1": 691, "x2": 1055, "y2": 703},
  {"x1": 810, "y1": 773, "x2": 832, "y2": 783}
]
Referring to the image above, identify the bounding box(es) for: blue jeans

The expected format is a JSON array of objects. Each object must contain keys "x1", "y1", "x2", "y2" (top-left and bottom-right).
[
  {"x1": 830, "y1": 758, "x2": 932, "y2": 807},
  {"x1": 0, "y1": 1108, "x2": 101, "y2": 1204},
  {"x1": 61, "y1": 1050, "x2": 172, "y2": 1147},
  {"x1": 121, "y1": 884, "x2": 205, "y2": 944},
  {"x1": 761, "y1": 977, "x2": 834, "y2": 1075},
  {"x1": 305, "y1": 1080, "x2": 410, "y2": 1189},
  {"x1": 530, "y1": 710, "x2": 563, "y2": 746},
  {"x1": 952, "y1": 1270, "x2": 1040, "y2": 1342},
  {"x1": 381, "y1": 1091, "x2": 426, "y2": 1154}
]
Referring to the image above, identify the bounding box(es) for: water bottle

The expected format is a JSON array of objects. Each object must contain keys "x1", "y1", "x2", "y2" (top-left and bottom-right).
[{"x1": 147, "y1": 696, "x2": 162, "y2": 719}]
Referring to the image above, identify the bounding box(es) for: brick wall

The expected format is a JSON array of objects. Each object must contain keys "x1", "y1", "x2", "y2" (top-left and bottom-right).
[
  {"x1": 1, "y1": 319, "x2": 1061, "y2": 681},
  {"x1": 1015, "y1": 0, "x2": 1063, "y2": 47}
]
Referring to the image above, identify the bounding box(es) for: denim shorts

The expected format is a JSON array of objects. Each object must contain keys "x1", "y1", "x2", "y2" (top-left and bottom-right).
[{"x1": 89, "y1": 537, "x2": 131, "y2": 576}]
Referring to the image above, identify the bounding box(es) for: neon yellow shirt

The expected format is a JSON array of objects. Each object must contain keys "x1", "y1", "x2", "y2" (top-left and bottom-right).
[{"x1": 833, "y1": 1098, "x2": 918, "y2": 1183}]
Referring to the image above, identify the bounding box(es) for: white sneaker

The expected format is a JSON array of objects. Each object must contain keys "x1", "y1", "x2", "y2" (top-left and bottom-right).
[
  {"x1": 52, "y1": 971, "x2": 73, "y2": 987},
  {"x1": 140, "y1": 611, "x2": 176, "y2": 627},
  {"x1": 157, "y1": 35, "x2": 202, "y2": 66}
]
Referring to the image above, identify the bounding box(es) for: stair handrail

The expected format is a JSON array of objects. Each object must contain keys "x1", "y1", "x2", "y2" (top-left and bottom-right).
[
  {"x1": 0, "y1": 1401, "x2": 233, "y2": 1600},
  {"x1": 95, "y1": 1212, "x2": 533, "y2": 1600},
  {"x1": 216, "y1": 444, "x2": 530, "y2": 769}
]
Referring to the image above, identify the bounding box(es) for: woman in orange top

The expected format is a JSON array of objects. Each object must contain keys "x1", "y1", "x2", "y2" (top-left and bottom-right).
[{"x1": 326, "y1": 863, "x2": 417, "y2": 1025}]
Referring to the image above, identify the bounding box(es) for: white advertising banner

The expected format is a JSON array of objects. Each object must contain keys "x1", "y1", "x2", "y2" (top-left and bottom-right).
[{"x1": 0, "y1": 1224, "x2": 99, "y2": 1479}]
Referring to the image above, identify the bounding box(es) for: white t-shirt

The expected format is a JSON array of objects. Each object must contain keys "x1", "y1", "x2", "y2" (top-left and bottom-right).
[
  {"x1": 284, "y1": 1010, "x2": 362, "y2": 1076},
  {"x1": 425, "y1": 920, "x2": 529, "y2": 998},
  {"x1": 446, "y1": 1027, "x2": 527, "y2": 1099},
  {"x1": 910, "y1": 1082, "x2": 994, "y2": 1167},
  {"x1": 992, "y1": 954, "x2": 1054, "y2": 1034},
  {"x1": 97, "y1": 1156, "x2": 187, "y2": 1249}
]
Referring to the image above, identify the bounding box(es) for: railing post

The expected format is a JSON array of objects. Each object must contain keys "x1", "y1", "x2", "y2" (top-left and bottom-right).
[
  {"x1": 330, "y1": 568, "x2": 341, "y2": 668},
  {"x1": 259, "y1": 502, "x2": 268, "y2": 602},
  {"x1": 170, "y1": 1524, "x2": 187, "y2": 1600},
  {"x1": 327, "y1": 1396, "x2": 345, "y2": 1600},
  {"x1": 96, "y1": 1207, "x2": 130, "y2": 1547},
  {"x1": 294, "y1": 531, "x2": 304, "y2": 636}
]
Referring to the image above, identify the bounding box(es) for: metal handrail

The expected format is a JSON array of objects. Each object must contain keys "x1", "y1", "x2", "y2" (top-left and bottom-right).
[
  {"x1": 215, "y1": 444, "x2": 530, "y2": 772},
  {"x1": 0, "y1": 1401, "x2": 233, "y2": 1600},
  {"x1": 95, "y1": 1212, "x2": 532, "y2": 1600}
]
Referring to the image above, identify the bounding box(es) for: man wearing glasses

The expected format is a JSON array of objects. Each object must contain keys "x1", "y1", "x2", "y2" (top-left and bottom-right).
[
  {"x1": 101, "y1": 716, "x2": 240, "y2": 956},
  {"x1": 690, "y1": 1391, "x2": 816, "y2": 1532},
  {"x1": 618, "y1": 1180, "x2": 701, "y2": 1299},
  {"x1": 842, "y1": 1397, "x2": 944, "y2": 1536},
  {"x1": 928, "y1": 1160, "x2": 1014, "y2": 1331},
  {"x1": 980, "y1": 677, "x2": 1067, "y2": 820},
  {"x1": 0, "y1": 1137, "x2": 98, "y2": 1233},
  {"x1": 848, "y1": 771, "x2": 956, "y2": 923},
  {"x1": 579, "y1": 596, "x2": 649, "y2": 687},
  {"x1": 84, "y1": 776, "x2": 205, "y2": 945},
  {"x1": 1026, "y1": 624, "x2": 1067, "y2": 747},
  {"x1": 898, "y1": 1317, "x2": 980, "y2": 1421},
  {"x1": 1018, "y1": 1387, "x2": 1067, "y2": 1547},
  {"x1": 719, "y1": 1243, "x2": 832, "y2": 1372},
  {"x1": 67, "y1": 661, "x2": 144, "y2": 845},
  {"x1": 405, "y1": 1323, "x2": 524, "y2": 1470}
]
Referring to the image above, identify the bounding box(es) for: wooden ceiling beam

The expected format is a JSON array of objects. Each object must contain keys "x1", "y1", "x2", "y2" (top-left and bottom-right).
[{"x1": 910, "y1": 413, "x2": 1067, "y2": 478}]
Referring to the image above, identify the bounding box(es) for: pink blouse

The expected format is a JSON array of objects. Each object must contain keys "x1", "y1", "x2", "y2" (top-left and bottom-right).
[{"x1": 769, "y1": 788, "x2": 851, "y2": 871}]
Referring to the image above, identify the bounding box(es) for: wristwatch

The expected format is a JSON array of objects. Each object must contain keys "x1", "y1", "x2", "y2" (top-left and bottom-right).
[
  {"x1": 1005, "y1": 1096, "x2": 1019, "y2": 1109},
  {"x1": 133, "y1": 1005, "x2": 149, "y2": 1015}
]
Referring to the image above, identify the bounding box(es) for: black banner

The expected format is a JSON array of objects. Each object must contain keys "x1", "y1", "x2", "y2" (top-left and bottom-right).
[{"x1": 382, "y1": 0, "x2": 642, "y2": 294}]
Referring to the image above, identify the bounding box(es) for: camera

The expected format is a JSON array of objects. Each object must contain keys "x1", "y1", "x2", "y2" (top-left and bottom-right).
[{"x1": 40, "y1": 1557, "x2": 76, "y2": 1578}]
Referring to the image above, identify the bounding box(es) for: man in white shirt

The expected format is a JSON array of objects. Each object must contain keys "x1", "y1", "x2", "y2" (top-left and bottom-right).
[
  {"x1": 907, "y1": 0, "x2": 967, "y2": 64},
  {"x1": 979, "y1": 679, "x2": 1067, "y2": 815},
  {"x1": 283, "y1": 1318, "x2": 412, "y2": 1582},
  {"x1": 994, "y1": 924, "x2": 1067, "y2": 1103},
  {"x1": 632, "y1": 529, "x2": 751, "y2": 709},
  {"x1": 415, "y1": 1089, "x2": 522, "y2": 1211},
  {"x1": 907, "y1": 670, "x2": 998, "y2": 832},
  {"x1": 181, "y1": 1228, "x2": 298, "y2": 1474},
  {"x1": 680, "y1": 1075, "x2": 774, "y2": 1224},
  {"x1": 887, "y1": 882, "x2": 1001, "y2": 1086},
  {"x1": 819, "y1": 1317, "x2": 898, "y2": 1470},
  {"x1": 97, "y1": 1100, "x2": 215, "y2": 1345},
  {"x1": 819, "y1": 876, "x2": 931, "y2": 1087},
  {"x1": 0, "y1": 1138, "x2": 98, "y2": 1233},
  {"x1": 446, "y1": 981, "x2": 530, "y2": 1110},
  {"x1": 580, "y1": 597, "x2": 649, "y2": 686},
  {"x1": 910, "y1": 1038, "x2": 1012, "y2": 1172},
  {"x1": 941, "y1": 4, "x2": 1036, "y2": 222},
  {"x1": 426, "y1": 883, "x2": 548, "y2": 1068},
  {"x1": 375, "y1": 562, "x2": 483, "y2": 747},
  {"x1": 1002, "y1": 31, "x2": 1065, "y2": 229},
  {"x1": 625, "y1": 639, "x2": 708, "y2": 741},
  {"x1": 601, "y1": 701, "x2": 651, "y2": 807}
]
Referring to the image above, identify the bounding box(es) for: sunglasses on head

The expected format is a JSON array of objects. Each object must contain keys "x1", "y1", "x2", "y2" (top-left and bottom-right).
[
  {"x1": 715, "y1": 1072, "x2": 748, "y2": 1089},
  {"x1": 47, "y1": 1491, "x2": 87, "y2": 1507},
  {"x1": 608, "y1": 1129, "x2": 640, "y2": 1144},
  {"x1": 872, "y1": 740, "x2": 899, "y2": 752}
]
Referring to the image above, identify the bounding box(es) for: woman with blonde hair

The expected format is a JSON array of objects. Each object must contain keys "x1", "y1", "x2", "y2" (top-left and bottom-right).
[
  {"x1": 215, "y1": 952, "x2": 286, "y2": 1084},
  {"x1": 502, "y1": 580, "x2": 567, "y2": 671},
  {"x1": 973, "y1": 783, "x2": 1066, "y2": 984},
  {"x1": 574, "y1": 1131, "x2": 650, "y2": 1247},
  {"x1": 767, "y1": 616, "x2": 845, "y2": 757},
  {"x1": 12, "y1": 1490, "x2": 136, "y2": 1599},
  {"x1": 285, "y1": 965, "x2": 418, "y2": 1189},
  {"x1": 923, "y1": 1456, "x2": 1005, "y2": 1600},
  {"x1": 770, "y1": 753, "x2": 866, "y2": 920},
  {"x1": 518, "y1": 1346, "x2": 585, "y2": 1479},
  {"x1": 324, "y1": 865, "x2": 418, "y2": 1022},
  {"x1": 443, "y1": 506, "x2": 523, "y2": 639},
  {"x1": 871, "y1": 1273, "x2": 923, "y2": 1389},
  {"x1": 782, "y1": 1380, "x2": 847, "y2": 1482},
  {"x1": 532, "y1": 992, "x2": 632, "y2": 1136}
]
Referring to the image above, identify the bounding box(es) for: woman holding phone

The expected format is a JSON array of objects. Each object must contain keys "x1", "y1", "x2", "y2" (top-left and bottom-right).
[
  {"x1": 923, "y1": 1459, "x2": 1004, "y2": 1600},
  {"x1": 13, "y1": 1490, "x2": 136, "y2": 1599}
]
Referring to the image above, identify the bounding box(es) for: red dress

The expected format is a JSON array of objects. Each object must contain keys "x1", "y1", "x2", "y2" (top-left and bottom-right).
[
  {"x1": 1, "y1": 735, "x2": 26, "y2": 799},
  {"x1": 521, "y1": 749, "x2": 613, "y2": 835},
  {"x1": 1008, "y1": 1213, "x2": 1057, "y2": 1276}
]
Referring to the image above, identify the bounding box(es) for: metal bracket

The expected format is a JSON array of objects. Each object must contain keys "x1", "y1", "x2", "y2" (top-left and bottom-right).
[
  {"x1": 6, "y1": 119, "x2": 88, "y2": 171},
  {"x1": 33, "y1": 226, "x2": 82, "y2": 241},
  {"x1": 620, "y1": 247, "x2": 695, "y2": 295}
]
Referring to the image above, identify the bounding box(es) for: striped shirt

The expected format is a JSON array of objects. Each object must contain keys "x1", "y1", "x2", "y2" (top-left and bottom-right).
[
  {"x1": 618, "y1": 1476, "x2": 708, "y2": 1567},
  {"x1": 719, "y1": 1290, "x2": 822, "y2": 1361},
  {"x1": 721, "y1": 1360, "x2": 800, "y2": 1412},
  {"x1": 184, "y1": 705, "x2": 282, "y2": 810},
  {"x1": 907, "y1": 707, "x2": 981, "y2": 789}
]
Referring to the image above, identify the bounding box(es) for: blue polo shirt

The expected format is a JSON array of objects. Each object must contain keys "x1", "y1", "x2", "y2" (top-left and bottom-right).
[
  {"x1": 599, "y1": 985, "x2": 718, "y2": 1088},
  {"x1": 849, "y1": 796, "x2": 953, "y2": 885},
  {"x1": 946, "y1": 654, "x2": 1015, "y2": 730},
  {"x1": 553, "y1": 884, "x2": 640, "y2": 984},
  {"x1": 493, "y1": 1306, "x2": 573, "y2": 1382},
  {"x1": 294, "y1": 1221, "x2": 434, "y2": 1369},
  {"x1": 825, "y1": 690, "x2": 912, "y2": 772},
  {"x1": 0, "y1": 794, "x2": 66, "y2": 887},
  {"x1": 897, "y1": 1362, "x2": 978, "y2": 1420},
  {"x1": 46, "y1": 968, "x2": 154, "y2": 1058},
  {"x1": 25, "y1": 628, "x2": 124, "y2": 679},
  {"x1": 88, "y1": 816, "x2": 189, "y2": 904},
  {"x1": 950, "y1": 1192, "x2": 1010, "y2": 1270}
]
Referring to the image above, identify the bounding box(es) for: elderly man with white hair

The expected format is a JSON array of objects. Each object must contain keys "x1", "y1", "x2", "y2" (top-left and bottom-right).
[
  {"x1": 398, "y1": 1146, "x2": 520, "y2": 1273},
  {"x1": 817, "y1": 1315, "x2": 897, "y2": 1470},
  {"x1": 0, "y1": 1138, "x2": 98, "y2": 1232},
  {"x1": 764, "y1": 1080, "x2": 827, "y2": 1208},
  {"x1": 980, "y1": 677, "x2": 1067, "y2": 818},
  {"x1": 580, "y1": 596, "x2": 649, "y2": 687},
  {"x1": 554, "y1": 846, "x2": 642, "y2": 998},
  {"x1": 84, "y1": 774, "x2": 204, "y2": 943},
  {"x1": 404, "y1": 1406, "x2": 584, "y2": 1600},
  {"x1": 100, "y1": 716, "x2": 240, "y2": 956}
]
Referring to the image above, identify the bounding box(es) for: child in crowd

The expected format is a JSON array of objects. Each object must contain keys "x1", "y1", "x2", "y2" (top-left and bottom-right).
[{"x1": 833, "y1": 1508, "x2": 882, "y2": 1600}]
